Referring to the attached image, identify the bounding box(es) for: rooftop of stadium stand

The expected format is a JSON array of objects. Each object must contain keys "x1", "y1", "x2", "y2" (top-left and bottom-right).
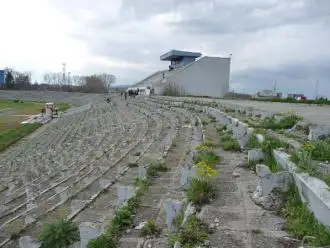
[{"x1": 160, "y1": 50, "x2": 202, "y2": 61}]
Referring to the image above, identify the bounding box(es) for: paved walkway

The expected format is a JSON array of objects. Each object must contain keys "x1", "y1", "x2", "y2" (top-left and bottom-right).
[
  {"x1": 198, "y1": 150, "x2": 299, "y2": 248},
  {"x1": 218, "y1": 99, "x2": 330, "y2": 125}
]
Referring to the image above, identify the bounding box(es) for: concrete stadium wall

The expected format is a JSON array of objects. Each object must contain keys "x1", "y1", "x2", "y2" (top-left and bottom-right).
[{"x1": 167, "y1": 57, "x2": 230, "y2": 98}]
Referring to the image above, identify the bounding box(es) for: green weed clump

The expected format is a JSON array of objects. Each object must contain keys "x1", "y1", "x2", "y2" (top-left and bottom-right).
[
  {"x1": 219, "y1": 134, "x2": 240, "y2": 151},
  {"x1": 87, "y1": 234, "x2": 116, "y2": 248},
  {"x1": 177, "y1": 216, "x2": 208, "y2": 248},
  {"x1": 194, "y1": 150, "x2": 221, "y2": 166},
  {"x1": 146, "y1": 162, "x2": 168, "y2": 177},
  {"x1": 39, "y1": 219, "x2": 80, "y2": 248},
  {"x1": 281, "y1": 185, "x2": 330, "y2": 246},
  {"x1": 141, "y1": 220, "x2": 161, "y2": 236},
  {"x1": 310, "y1": 140, "x2": 330, "y2": 162},
  {"x1": 261, "y1": 114, "x2": 301, "y2": 130},
  {"x1": 186, "y1": 178, "x2": 217, "y2": 205},
  {"x1": 246, "y1": 133, "x2": 260, "y2": 149}
]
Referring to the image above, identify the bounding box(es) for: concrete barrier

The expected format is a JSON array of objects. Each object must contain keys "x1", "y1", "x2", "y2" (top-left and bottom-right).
[{"x1": 273, "y1": 150, "x2": 330, "y2": 227}]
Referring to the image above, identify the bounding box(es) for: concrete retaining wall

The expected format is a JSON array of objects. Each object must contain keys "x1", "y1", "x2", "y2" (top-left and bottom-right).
[{"x1": 273, "y1": 150, "x2": 330, "y2": 227}]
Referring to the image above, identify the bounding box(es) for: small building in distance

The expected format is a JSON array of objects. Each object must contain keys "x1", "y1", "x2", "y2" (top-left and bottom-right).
[
  {"x1": 0, "y1": 70, "x2": 5, "y2": 86},
  {"x1": 287, "y1": 93, "x2": 307, "y2": 100},
  {"x1": 135, "y1": 49, "x2": 231, "y2": 98}
]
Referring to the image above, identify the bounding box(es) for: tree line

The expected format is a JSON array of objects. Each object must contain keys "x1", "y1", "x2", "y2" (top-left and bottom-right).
[{"x1": 1, "y1": 68, "x2": 116, "y2": 93}]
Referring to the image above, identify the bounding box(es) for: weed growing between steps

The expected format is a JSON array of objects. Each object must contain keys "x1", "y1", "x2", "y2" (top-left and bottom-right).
[
  {"x1": 260, "y1": 113, "x2": 301, "y2": 130},
  {"x1": 87, "y1": 163, "x2": 168, "y2": 247},
  {"x1": 141, "y1": 220, "x2": 161, "y2": 237},
  {"x1": 246, "y1": 132, "x2": 260, "y2": 149},
  {"x1": 290, "y1": 146, "x2": 330, "y2": 187},
  {"x1": 186, "y1": 178, "x2": 217, "y2": 205},
  {"x1": 169, "y1": 216, "x2": 209, "y2": 248},
  {"x1": 38, "y1": 219, "x2": 80, "y2": 248},
  {"x1": 219, "y1": 133, "x2": 240, "y2": 151},
  {"x1": 281, "y1": 185, "x2": 330, "y2": 247},
  {"x1": 246, "y1": 135, "x2": 286, "y2": 172}
]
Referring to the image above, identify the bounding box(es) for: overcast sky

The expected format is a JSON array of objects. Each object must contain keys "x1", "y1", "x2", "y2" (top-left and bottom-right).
[{"x1": 0, "y1": 0, "x2": 329, "y2": 97}]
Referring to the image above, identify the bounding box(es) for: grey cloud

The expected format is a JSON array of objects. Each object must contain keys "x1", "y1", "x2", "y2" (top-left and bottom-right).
[
  {"x1": 232, "y1": 60, "x2": 330, "y2": 98},
  {"x1": 168, "y1": 0, "x2": 330, "y2": 34},
  {"x1": 49, "y1": 0, "x2": 330, "y2": 97}
]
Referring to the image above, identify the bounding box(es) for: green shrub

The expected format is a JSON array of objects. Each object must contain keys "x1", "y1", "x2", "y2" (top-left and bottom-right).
[
  {"x1": 141, "y1": 220, "x2": 161, "y2": 236},
  {"x1": 39, "y1": 219, "x2": 80, "y2": 248},
  {"x1": 87, "y1": 234, "x2": 116, "y2": 248},
  {"x1": 186, "y1": 178, "x2": 217, "y2": 205},
  {"x1": 178, "y1": 216, "x2": 208, "y2": 248}
]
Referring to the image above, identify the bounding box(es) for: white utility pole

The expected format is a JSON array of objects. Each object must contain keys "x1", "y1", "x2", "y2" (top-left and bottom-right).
[
  {"x1": 315, "y1": 79, "x2": 319, "y2": 100},
  {"x1": 61, "y1": 63, "x2": 66, "y2": 92}
]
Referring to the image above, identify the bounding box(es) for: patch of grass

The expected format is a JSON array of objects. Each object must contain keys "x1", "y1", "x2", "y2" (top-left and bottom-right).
[
  {"x1": 222, "y1": 139, "x2": 241, "y2": 151},
  {"x1": 246, "y1": 133, "x2": 260, "y2": 149},
  {"x1": 202, "y1": 120, "x2": 208, "y2": 126},
  {"x1": 39, "y1": 219, "x2": 80, "y2": 248},
  {"x1": 310, "y1": 140, "x2": 330, "y2": 162},
  {"x1": 260, "y1": 136, "x2": 289, "y2": 155},
  {"x1": 216, "y1": 125, "x2": 227, "y2": 134},
  {"x1": 209, "y1": 115, "x2": 216, "y2": 123},
  {"x1": 261, "y1": 114, "x2": 301, "y2": 130},
  {"x1": 0, "y1": 123, "x2": 42, "y2": 152},
  {"x1": 290, "y1": 148, "x2": 330, "y2": 187},
  {"x1": 0, "y1": 99, "x2": 44, "y2": 114},
  {"x1": 281, "y1": 185, "x2": 330, "y2": 246},
  {"x1": 146, "y1": 162, "x2": 169, "y2": 177},
  {"x1": 264, "y1": 154, "x2": 281, "y2": 173},
  {"x1": 173, "y1": 209, "x2": 184, "y2": 231},
  {"x1": 186, "y1": 178, "x2": 217, "y2": 205},
  {"x1": 141, "y1": 220, "x2": 161, "y2": 237},
  {"x1": 57, "y1": 102, "x2": 70, "y2": 112},
  {"x1": 194, "y1": 150, "x2": 221, "y2": 166},
  {"x1": 87, "y1": 234, "x2": 116, "y2": 248},
  {"x1": 195, "y1": 141, "x2": 217, "y2": 152},
  {"x1": 177, "y1": 216, "x2": 208, "y2": 248}
]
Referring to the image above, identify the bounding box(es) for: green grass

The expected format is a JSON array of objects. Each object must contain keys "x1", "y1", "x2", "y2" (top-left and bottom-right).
[
  {"x1": 218, "y1": 134, "x2": 240, "y2": 151},
  {"x1": 57, "y1": 103, "x2": 71, "y2": 112},
  {"x1": 186, "y1": 178, "x2": 217, "y2": 205},
  {"x1": 290, "y1": 149, "x2": 330, "y2": 187},
  {"x1": 252, "y1": 97, "x2": 330, "y2": 105},
  {"x1": 246, "y1": 133, "x2": 260, "y2": 149},
  {"x1": 260, "y1": 114, "x2": 301, "y2": 130},
  {"x1": 141, "y1": 220, "x2": 161, "y2": 237},
  {"x1": 0, "y1": 99, "x2": 44, "y2": 114},
  {"x1": 194, "y1": 150, "x2": 221, "y2": 166},
  {"x1": 310, "y1": 140, "x2": 330, "y2": 162},
  {"x1": 176, "y1": 216, "x2": 208, "y2": 248},
  {"x1": 39, "y1": 219, "x2": 80, "y2": 248},
  {"x1": 281, "y1": 185, "x2": 330, "y2": 246},
  {"x1": 0, "y1": 123, "x2": 41, "y2": 152}
]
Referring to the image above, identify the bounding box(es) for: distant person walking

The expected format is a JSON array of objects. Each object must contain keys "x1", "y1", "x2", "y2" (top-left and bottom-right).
[{"x1": 124, "y1": 92, "x2": 127, "y2": 100}]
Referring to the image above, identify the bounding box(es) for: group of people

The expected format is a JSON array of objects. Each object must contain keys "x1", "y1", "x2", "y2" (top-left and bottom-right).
[{"x1": 120, "y1": 87, "x2": 155, "y2": 101}]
